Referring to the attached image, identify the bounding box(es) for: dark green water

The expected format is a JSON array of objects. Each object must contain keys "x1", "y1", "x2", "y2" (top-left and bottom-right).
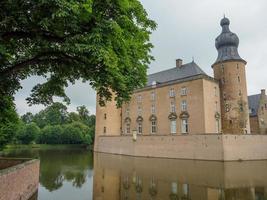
[{"x1": 2, "y1": 146, "x2": 267, "y2": 200}]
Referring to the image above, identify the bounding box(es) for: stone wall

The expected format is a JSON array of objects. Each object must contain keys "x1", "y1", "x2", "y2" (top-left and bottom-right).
[
  {"x1": 95, "y1": 134, "x2": 267, "y2": 161},
  {"x1": 0, "y1": 159, "x2": 40, "y2": 200}
]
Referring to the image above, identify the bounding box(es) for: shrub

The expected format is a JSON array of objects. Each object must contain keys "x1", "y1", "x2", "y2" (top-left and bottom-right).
[{"x1": 16, "y1": 122, "x2": 40, "y2": 144}]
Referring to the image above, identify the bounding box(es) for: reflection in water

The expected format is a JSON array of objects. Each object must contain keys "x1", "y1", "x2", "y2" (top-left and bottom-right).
[
  {"x1": 3, "y1": 147, "x2": 93, "y2": 200},
  {"x1": 93, "y1": 153, "x2": 267, "y2": 200},
  {"x1": 3, "y1": 148, "x2": 267, "y2": 200}
]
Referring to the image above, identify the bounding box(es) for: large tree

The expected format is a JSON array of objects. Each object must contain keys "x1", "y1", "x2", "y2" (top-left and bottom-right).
[{"x1": 0, "y1": 0, "x2": 156, "y2": 108}]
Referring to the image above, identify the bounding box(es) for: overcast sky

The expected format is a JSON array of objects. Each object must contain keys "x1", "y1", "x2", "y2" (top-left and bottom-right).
[{"x1": 14, "y1": 0, "x2": 267, "y2": 115}]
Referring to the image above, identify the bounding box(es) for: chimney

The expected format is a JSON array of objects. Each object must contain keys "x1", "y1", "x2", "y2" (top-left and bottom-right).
[
  {"x1": 176, "y1": 59, "x2": 183, "y2": 68},
  {"x1": 261, "y1": 89, "x2": 266, "y2": 96}
]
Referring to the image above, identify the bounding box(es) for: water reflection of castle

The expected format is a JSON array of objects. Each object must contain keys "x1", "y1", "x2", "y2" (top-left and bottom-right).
[{"x1": 93, "y1": 153, "x2": 267, "y2": 200}]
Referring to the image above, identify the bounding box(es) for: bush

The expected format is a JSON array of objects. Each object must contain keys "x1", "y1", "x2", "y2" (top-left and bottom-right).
[
  {"x1": 62, "y1": 124, "x2": 84, "y2": 144},
  {"x1": 16, "y1": 122, "x2": 40, "y2": 144}
]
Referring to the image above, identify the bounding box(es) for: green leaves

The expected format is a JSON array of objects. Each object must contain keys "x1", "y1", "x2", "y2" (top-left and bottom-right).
[{"x1": 0, "y1": 0, "x2": 156, "y2": 110}]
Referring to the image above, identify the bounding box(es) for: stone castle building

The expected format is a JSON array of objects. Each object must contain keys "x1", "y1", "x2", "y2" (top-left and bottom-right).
[
  {"x1": 96, "y1": 17, "x2": 252, "y2": 136},
  {"x1": 249, "y1": 89, "x2": 267, "y2": 134}
]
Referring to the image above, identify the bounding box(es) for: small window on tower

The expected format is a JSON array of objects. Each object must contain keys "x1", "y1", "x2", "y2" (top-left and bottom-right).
[
  {"x1": 239, "y1": 90, "x2": 242, "y2": 96},
  {"x1": 238, "y1": 76, "x2": 240, "y2": 83},
  {"x1": 237, "y1": 64, "x2": 239, "y2": 70},
  {"x1": 103, "y1": 127, "x2": 106, "y2": 134},
  {"x1": 104, "y1": 113, "x2": 107, "y2": 120}
]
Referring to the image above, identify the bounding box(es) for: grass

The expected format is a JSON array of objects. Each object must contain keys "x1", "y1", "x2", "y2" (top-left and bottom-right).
[{"x1": 4, "y1": 144, "x2": 87, "y2": 150}]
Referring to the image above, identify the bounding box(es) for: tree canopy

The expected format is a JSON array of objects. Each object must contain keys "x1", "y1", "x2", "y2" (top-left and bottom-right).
[{"x1": 0, "y1": 0, "x2": 156, "y2": 108}]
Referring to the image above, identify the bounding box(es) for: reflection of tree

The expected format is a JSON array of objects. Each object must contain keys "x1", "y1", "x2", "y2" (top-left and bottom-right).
[{"x1": 3, "y1": 147, "x2": 93, "y2": 191}]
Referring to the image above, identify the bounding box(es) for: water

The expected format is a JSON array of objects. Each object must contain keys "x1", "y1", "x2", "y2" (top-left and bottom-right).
[{"x1": 2, "y1": 146, "x2": 267, "y2": 200}]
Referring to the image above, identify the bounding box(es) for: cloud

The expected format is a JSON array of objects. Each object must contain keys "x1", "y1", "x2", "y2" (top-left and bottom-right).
[{"x1": 15, "y1": 0, "x2": 267, "y2": 114}]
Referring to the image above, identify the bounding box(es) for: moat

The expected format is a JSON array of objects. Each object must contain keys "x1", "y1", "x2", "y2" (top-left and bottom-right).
[{"x1": 2, "y1": 146, "x2": 267, "y2": 200}]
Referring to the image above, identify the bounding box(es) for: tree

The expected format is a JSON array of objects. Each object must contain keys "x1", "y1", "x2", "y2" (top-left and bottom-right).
[
  {"x1": 16, "y1": 122, "x2": 40, "y2": 144},
  {"x1": 38, "y1": 125, "x2": 64, "y2": 144},
  {"x1": 33, "y1": 102, "x2": 68, "y2": 128},
  {"x1": 21, "y1": 112, "x2": 34, "y2": 124},
  {"x1": 0, "y1": 0, "x2": 156, "y2": 112},
  {"x1": 0, "y1": 96, "x2": 19, "y2": 149}
]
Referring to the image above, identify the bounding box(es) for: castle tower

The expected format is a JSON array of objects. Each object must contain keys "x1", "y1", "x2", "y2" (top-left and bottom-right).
[
  {"x1": 94, "y1": 94, "x2": 122, "y2": 151},
  {"x1": 212, "y1": 17, "x2": 250, "y2": 134}
]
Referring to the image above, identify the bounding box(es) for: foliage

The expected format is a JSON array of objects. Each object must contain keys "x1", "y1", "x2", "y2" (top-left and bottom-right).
[
  {"x1": 33, "y1": 102, "x2": 68, "y2": 128},
  {"x1": 0, "y1": 0, "x2": 156, "y2": 109},
  {"x1": 16, "y1": 122, "x2": 40, "y2": 144},
  {"x1": 0, "y1": 96, "x2": 19, "y2": 149},
  {"x1": 38, "y1": 125, "x2": 64, "y2": 144},
  {"x1": 21, "y1": 112, "x2": 34, "y2": 124}
]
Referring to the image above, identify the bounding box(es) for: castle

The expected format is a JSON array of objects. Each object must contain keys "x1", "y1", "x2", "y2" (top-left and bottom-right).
[{"x1": 94, "y1": 17, "x2": 267, "y2": 161}]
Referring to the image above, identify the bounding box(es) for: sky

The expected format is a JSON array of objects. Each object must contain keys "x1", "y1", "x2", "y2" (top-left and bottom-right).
[{"x1": 14, "y1": 0, "x2": 267, "y2": 115}]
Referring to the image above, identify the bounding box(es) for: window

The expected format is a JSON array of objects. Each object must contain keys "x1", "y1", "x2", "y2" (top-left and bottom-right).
[
  {"x1": 169, "y1": 88, "x2": 175, "y2": 97},
  {"x1": 238, "y1": 76, "x2": 240, "y2": 83},
  {"x1": 239, "y1": 90, "x2": 242, "y2": 96},
  {"x1": 214, "y1": 87, "x2": 218, "y2": 97},
  {"x1": 223, "y1": 93, "x2": 226, "y2": 100},
  {"x1": 151, "y1": 104, "x2": 156, "y2": 114},
  {"x1": 125, "y1": 122, "x2": 130, "y2": 134},
  {"x1": 181, "y1": 100, "x2": 187, "y2": 111},
  {"x1": 126, "y1": 107, "x2": 130, "y2": 116},
  {"x1": 137, "y1": 106, "x2": 142, "y2": 116},
  {"x1": 151, "y1": 91, "x2": 156, "y2": 101},
  {"x1": 171, "y1": 182, "x2": 178, "y2": 194},
  {"x1": 171, "y1": 120, "x2": 177, "y2": 134},
  {"x1": 137, "y1": 95, "x2": 142, "y2": 103},
  {"x1": 221, "y1": 64, "x2": 224, "y2": 73},
  {"x1": 138, "y1": 122, "x2": 142, "y2": 135},
  {"x1": 239, "y1": 103, "x2": 244, "y2": 112},
  {"x1": 181, "y1": 119, "x2": 188, "y2": 134},
  {"x1": 221, "y1": 78, "x2": 225, "y2": 84},
  {"x1": 104, "y1": 113, "x2": 107, "y2": 120},
  {"x1": 216, "y1": 119, "x2": 220, "y2": 133},
  {"x1": 237, "y1": 64, "x2": 239, "y2": 70},
  {"x1": 151, "y1": 120, "x2": 157, "y2": 134},
  {"x1": 215, "y1": 101, "x2": 218, "y2": 111},
  {"x1": 182, "y1": 184, "x2": 189, "y2": 197},
  {"x1": 181, "y1": 87, "x2": 187, "y2": 96},
  {"x1": 103, "y1": 126, "x2": 106, "y2": 134},
  {"x1": 170, "y1": 101, "x2": 176, "y2": 113}
]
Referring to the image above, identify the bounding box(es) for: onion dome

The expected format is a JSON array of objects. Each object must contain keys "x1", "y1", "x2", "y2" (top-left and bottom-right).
[{"x1": 213, "y1": 17, "x2": 246, "y2": 65}]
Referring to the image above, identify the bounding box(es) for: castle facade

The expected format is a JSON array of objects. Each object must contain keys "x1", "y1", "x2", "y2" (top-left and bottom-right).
[{"x1": 94, "y1": 17, "x2": 267, "y2": 161}]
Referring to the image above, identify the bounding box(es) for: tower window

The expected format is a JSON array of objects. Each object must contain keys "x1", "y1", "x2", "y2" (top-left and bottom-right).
[
  {"x1": 221, "y1": 78, "x2": 225, "y2": 84},
  {"x1": 221, "y1": 64, "x2": 224, "y2": 73},
  {"x1": 103, "y1": 126, "x2": 106, "y2": 134},
  {"x1": 237, "y1": 64, "x2": 239, "y2": 70},
  {"x1": 239, "y1": 90, "x2": 242, "y2": 96},
  {"x1": 238, "y1": 76, "x2": 240, "y2": 82},
  {"x1": 104, "y1": 113, "x2": 107, "y2": 120}
]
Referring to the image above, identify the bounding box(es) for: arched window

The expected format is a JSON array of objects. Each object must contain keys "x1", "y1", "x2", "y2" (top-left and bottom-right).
[
  {"x1": 136, "y1": 116, "x2": 143, "y2": 135},
  {"x1": 149, "y1": 115, "x2": 157, "y2": 134}
]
